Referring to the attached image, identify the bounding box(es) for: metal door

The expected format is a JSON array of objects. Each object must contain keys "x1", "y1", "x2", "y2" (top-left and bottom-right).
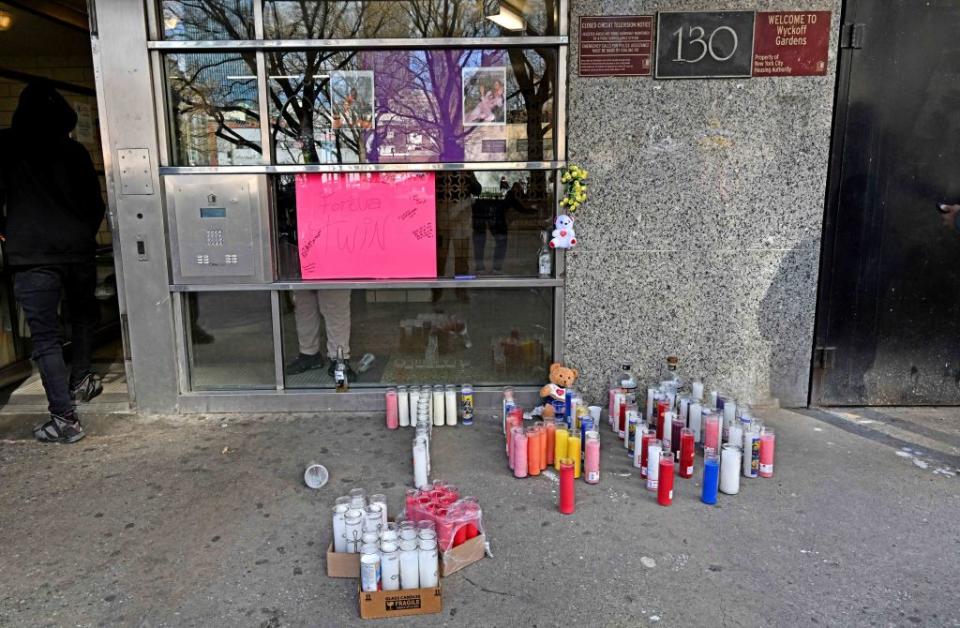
[{"x1": 813, "y1": 0, "x2": 960, "y2": 405}]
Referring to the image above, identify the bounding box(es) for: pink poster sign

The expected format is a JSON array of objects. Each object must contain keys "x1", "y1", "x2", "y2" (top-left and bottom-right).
[{"x1": 295, "y1": 172, "x2": 437, "y2": 279}]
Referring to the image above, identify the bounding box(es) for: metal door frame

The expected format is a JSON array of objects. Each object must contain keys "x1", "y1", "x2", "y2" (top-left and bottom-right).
[{"x1": 90, "y1": 0, "x2": 570, "y2": 413}]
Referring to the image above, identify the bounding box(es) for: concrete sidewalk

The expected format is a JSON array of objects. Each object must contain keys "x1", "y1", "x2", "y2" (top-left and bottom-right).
[{"x1": 0, "y1": 406, "x2": 957, "y2": 627}]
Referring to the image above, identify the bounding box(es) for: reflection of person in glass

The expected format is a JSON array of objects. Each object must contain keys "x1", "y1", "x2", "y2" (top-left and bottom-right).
[
  {"x1": 434, "y1": 172, "x2": 481, "y2": 302},
  {"x1": 473, "y1": 180, "x2": 531, "y2": 274},
  {"x1": 939, "y1": 203, "x2": 960, "y2": 231},
  {"x1": 465, "y1": 78, "x2": 504, "y2": 124}
]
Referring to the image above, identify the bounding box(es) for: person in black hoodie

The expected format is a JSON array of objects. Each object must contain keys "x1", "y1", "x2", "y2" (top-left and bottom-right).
[{"x1": 0, "y1": 81, "x2": 106, "y2": 443}]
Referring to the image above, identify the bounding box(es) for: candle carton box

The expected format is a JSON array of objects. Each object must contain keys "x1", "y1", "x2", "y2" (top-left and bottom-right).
[
  {"x1": 439, "y1": 534, "x2": 486, "y2": 577},
  {"x1": 327, "y1": 543, "x2": 361, "y2": 578},
  {"x1": 358, "y1": 583, "x2": 443, "y2": 619}
]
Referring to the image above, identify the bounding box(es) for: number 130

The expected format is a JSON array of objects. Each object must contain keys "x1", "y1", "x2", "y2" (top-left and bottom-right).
[{"x1": 672, "y1": 25, "x2": 739, "y2": 63}]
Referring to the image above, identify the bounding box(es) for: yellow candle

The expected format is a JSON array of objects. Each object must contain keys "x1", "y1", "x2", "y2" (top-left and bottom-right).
[
  {"x1": 554, "y1": 428, "x2": 569, "y2": 471},
  {"x1": 567, "y1": 432, "x2": 582, "y2": 479}
]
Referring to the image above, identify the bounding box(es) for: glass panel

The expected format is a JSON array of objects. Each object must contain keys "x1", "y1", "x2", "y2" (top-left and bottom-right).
[
  {"x1": 161, "y1": 1, "x2": 255, "y2": 40},
  {"x1": 281, "y1": 287, "x2": 552, "y2": 388},
  {"x1": 267, "y1": 48, "x2": 555, "y2": 164},
  {"x1": 165, "y1": 53, "x2": 262, "y2": 166},
  {"x1": 187, "y1": 292, "x2": 274, "y2": 390},
  {"x1": 273, "y1": 171, "x2": 555, "y2": 280},
  {"x1": 264, "y1": 1, "x2": 558, "y2": 39}
]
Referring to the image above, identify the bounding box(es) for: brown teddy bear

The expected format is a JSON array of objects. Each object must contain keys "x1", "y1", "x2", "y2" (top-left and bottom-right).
[{"x1": 540, "y1": 362, "x2": 579, "y2": 419}]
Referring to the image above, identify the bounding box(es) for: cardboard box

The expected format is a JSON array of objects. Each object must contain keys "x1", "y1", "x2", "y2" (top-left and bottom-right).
[
  {"x1": 358, "y1": 584, "x2": 443, "y2": 619},
  {"x1": 439, "y1": 534, "x2": 486, "y2": 577},
  {"x1": 327, "y1": 543, "x2": 360, "y2": 578}
]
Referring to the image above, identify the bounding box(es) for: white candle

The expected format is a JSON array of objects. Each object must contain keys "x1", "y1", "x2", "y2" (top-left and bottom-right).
[
  {"x1": 719, "y1": 445, "x2": 742, "y2": 495},
  {"x1": 432, "y1": 387, "x2": 444, "y2": 427},
  {"x1": 380, "y1": 541, "x2": 400, "y2": 591},
  {"x1": 370, "y1": 494, "x2": 388, "y2": 529},
  {"x1": 360, "y1": 553, "x2": 380, "y2": 592},
  {"x1": 679, "y1": 398, "x2": 690, "y2": 425},
  {"x1": 418, "y1": 537, "x2": 439, "y2": 588},
  {"x1": 398, "y1": 387, "x2": 410, "y2": 427},
  {"x1": 409, "y1": 388, "x2": 420, "y2": 423},
  {"x1": 723, "y1": 399, "x2": 737, "y2": 426},
  {"x1": 332, "y1": 502, "x2": 349, "y2": 553},
  {"x1": 344, "y1": 508, "x2": 363, "y2": 553},
  {"x1": 445, "y1": 387, "x2": 457, "y2": 426},
  {"x1": 728, "y1": 423, "x2": 743, "y2": 451},
  {"x1": 662, "y1": 411, "x2": 676, "y2": 452},
  {"x1": 413, "y1": 438, "x2": 429, "y2": 488},
  {"x1": 399, "y1": 539, "x2": 419, "y2": 589},
  {"x1": 689, "y1": 403, "x2": 703, "y2": 443},
  {"x1": 646, "y1": 388, "x2": 655, "y2": 422},
  {"x1": 646, "y1": 440, "x2": 662, "y2": 491},
  {"x1": 710, "y1": 390, "x2": 719, "y2": 408},
  {"x1": 692, "y1": 380, "x2": 705, "y2": 402}
]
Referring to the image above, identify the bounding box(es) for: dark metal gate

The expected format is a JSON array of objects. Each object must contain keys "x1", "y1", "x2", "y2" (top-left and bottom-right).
[{"x1": 813, "y1": 0, "x2": 960, "y2": 405}]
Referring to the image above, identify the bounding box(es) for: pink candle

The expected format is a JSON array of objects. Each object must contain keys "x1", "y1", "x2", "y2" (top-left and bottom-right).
[
  {"x1": 509, "y1": 426, "x2": 523, "y2": 470},
  {"x1": 704, "y1": 412, "x2": 720, "y2": 452},
  {"x1": 760, "y1": 428, "x2": 776, "y2": 477},
  {"x1": 386, "y1": 388, "x2": 399, "y2": 429},
  {"x1": 513, "y1": 431, "x2": 528, "y2": 478},
  {"x1": 584, "y1": 431, "x2": 600, "y2": 484}
]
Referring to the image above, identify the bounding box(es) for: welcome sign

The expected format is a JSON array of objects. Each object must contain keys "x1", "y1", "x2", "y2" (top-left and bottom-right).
[{"x1": 295, "y1": 172, "x2": 437, "y2": 279}]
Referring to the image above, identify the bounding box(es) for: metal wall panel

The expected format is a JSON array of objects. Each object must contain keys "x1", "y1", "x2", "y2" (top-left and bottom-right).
[{"x1": 90, "y1": 0, "x2": 179, "y2": 412}]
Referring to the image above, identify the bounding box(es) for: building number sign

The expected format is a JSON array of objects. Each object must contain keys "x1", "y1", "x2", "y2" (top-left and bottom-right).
[{"x1": 655, "y1": 11, "x2": 756, "y2": 79}]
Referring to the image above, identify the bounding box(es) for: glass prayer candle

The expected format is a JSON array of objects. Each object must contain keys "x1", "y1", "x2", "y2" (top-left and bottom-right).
[
  {"x1": 554, "y1": 427, "x2": 570, "y2": 471},
  {"x1": 760, "y1": 428, "x2": 775, "y2": 477},
  {"x1": 567, "y1": 430, "x2": 582, "y2": 479},
  {"x1": 545, "y1": 418, "x2": 557, "y2": 465},
  {"x1": 701, "y1": 452, "x2": 720, "y2": 505},
  {"x1": 558, "y1": 458, "x2": 575, "y2": 514},
  {"x1": 513, "y1": 429, "x2": 529, "y2": 478},
  {"x1": 679, "y1": 428, "x2": 695, "y2": 478},
  {"x1": 527, "y1": 427, "x2": 542, "y2": 476},
  {"x1": 657, "y1": 450, "x2": 675, "y2": 506},
  {"x1": 535, "y1": 421, "x2": 547, "y2": 471},
  {"x1": 386, "y1": 387, "x2": 399, "y2": 429},
  {"x1": 719, "y1": 444, "x2": 742, "y2": 495},
  {"x1": 646, "y1": 439, "x2": 662, "y2": 491},
  {"x1": 703, "y1": 411, "x2": 721, "y2": 452},
  {"x1": 584, "y1": 431, "x2": 600, "y2": 484}
]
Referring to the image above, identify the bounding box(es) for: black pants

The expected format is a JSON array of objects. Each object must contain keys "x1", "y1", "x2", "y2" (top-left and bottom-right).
[{"x1": 13, "y1": 263, "x2": 99, "y2": 415}]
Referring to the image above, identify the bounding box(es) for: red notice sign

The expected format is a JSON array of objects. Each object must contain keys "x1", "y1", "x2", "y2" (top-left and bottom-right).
[
  {"x1": 579, "y1": 15, "x2": 654, "y2": 77},
  {"x1": 753, "y1": 11, "x2": 832, "y2": 77}
]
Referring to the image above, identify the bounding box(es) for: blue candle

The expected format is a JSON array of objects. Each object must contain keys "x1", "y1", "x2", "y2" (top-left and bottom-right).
[
  {"x1": 565, "y1": 389, "x2": 575, "y2": 427},
  {"x1": 701, "y1": 454, "x2": 720, "y2": 505}
]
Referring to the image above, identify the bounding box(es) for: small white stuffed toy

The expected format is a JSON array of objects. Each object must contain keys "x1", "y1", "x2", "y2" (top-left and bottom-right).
[{"x1": 549, "y1": 214, "x2": 577, "y2": 249}]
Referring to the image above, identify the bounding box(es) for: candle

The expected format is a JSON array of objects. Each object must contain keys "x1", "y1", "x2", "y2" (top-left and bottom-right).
[
  {"x1": 418, "y1": 537, "x2": 439, "y2": 588},
  {"x1": 398, "y1": 386, "x2": 410, "y2": 428},
  {"x1": 537, "y1": 422, "x2": 548, "y2": 471},
  {"x1": 432, "y1": 385, "x2": 444, "y2": 427},
  {"x1": 657, "y1": 451, "x2": 675, "y2": 506},
  {"x1": 461, "y1": 384, "x2": 474, "y2": 425},
  {"x1": 444, "y1": 385, "x2": 457, "y2": 426},
  {"x1": 656, "y1": 401, "x2": 670, "y2": 440},
  {"x1": 399, "y1": 538, "x2": 419, "y2": 589},
  {"x1": 554, "y1": 428, "x2": 569, "y2": 471},
  {"x1": 567, "y1": 431, "x2": 582, "y2": 478},
  {"x1": 370, "y1": 493, "x2": 388, "y2": 528},
  {"x1": 680, "y1": 428, "x2": 695, "y2": 478},
  {"x1": 507, "y1": 425, "x2": 517, "y2": 469},
  {"x1": 413, "y1": 437, "x2": 429, "y2": 488},
  {"x1": 710, "y1": 390, "x2": 719, "y2": 408},
  {"x1": 409, "y1": 388, "x2": 420, "y2": 425},
  {"x1": 436, "y1": 508, "x2": 454, "y2": 551},
  {"x1": 743, "y1": 427, "x2": 761, "y2": 478},
  {"x1": 679, "y1": 397, "x2": 690, "y2": 426},
  {"x1": 617, "y1": 401, "x2": 627, "y2": 438},
  {"x1": 637, "y1": 428, "x2": 653, "y2": 473},
  {"x1": 689, "y1": 402, "x2": 703, "y2": 444},
  {"x1": 692, "y1": 380, "x2": 705, "y2": 402},
  {"x1": 720, "y1": 445, "x2": 742, "y2": 495},
  {"x1": 545, "y1": 419, "x2": 557, "y2": 465},
  {"x1": 584, "y1": 431, "x2": 600, "y2": 484},
  {"x1": 671, "y1": 414, "x2": 684, "y2": 460},
  {"x1": 723, "y1": 399, "x2": 737, "y2": 427},
  {"x1": 701, "y1": 452, "x2": 720, "y2": 504},
  {"x1": 728, "y1": 422, "x2": 743, "y2": 451},
  {"x1": 513, "y1": 430, "x2": 528, "y2": 478},
  {"x1": 646, "y1": 387, "x2": 656, "y2": 422},
  {"x1": 625, "y1": 409, "x2": 638, "y2": 452},
  {"x1": 608, "y1": 387, "x2": 618, "y2": 428},
  {"x1": 760, "y1": 428, "x2": 776, "y2": 477},
  {"x1": 332, "y1": 497, "x2": 350, "y2": 553},
  {"x1": 381, "y1": 541, "x2": 400, "y2": 591},
  {"x1": 565, "y1": 389, "x2": 575, "y2": 426},
  {"x1": 646, "y1": 439, "x2": 662, "y2": 491},
  {"x1": 344, "y1": 508, "x2": 363, "y2": 553},
  {"x1": 527, "y1": 427, "x2": 542, "y2": 477},
  {"x1": 703, "y1": 411, "x2": 720, "y2": 452},
  {"x1": 502, "y1": 387, "x2": 515, "y2": 434},
  {"x1": 559, "y1": 458, "x2": 575, "y2": 514},
  {"x1": 360, "y1": 552, "x2": 380, "y2": 592},
  {"x1": 386, "y1": 388, "x2": 399, "y2": 430}
]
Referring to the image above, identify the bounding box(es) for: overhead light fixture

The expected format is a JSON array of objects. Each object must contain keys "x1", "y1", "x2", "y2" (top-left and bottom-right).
[
  {"x1": 486, "y1": 2, "x2": 525, "y2": 32},
  {"x1": 0, "y1": 11, "x2": 13, "y2": 32}
]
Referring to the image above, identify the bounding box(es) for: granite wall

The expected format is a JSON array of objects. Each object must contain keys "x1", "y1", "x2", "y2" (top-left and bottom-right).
[{"x1": 565, "y1": 0, "x2": 841, "y2": 407}]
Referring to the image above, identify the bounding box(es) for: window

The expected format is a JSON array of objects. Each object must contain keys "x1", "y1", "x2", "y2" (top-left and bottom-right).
[{"x1": 162, "y1": 0, "x2": 255, "y2": 40}]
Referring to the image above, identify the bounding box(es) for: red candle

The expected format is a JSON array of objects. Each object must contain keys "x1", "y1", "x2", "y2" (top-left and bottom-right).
[
  {"x1": 436, "y1": 507, "x2": 454, "y2": 550},
  {"x1": 618, "y1": 403, "x2": 627, "y2": 437},
  {"x1": 760, "y1": 428, "x2": 776, "y2": 478},
  {"x1": 527, "y1": 427, "x2": 541, "y2": 477},
  {"x1": 462, "y1": 500, "x2": 481, "y2": 538},
  {"x1": 657, "y1": 451, "x2": 675, "y2": 506},
  {"x1": 453, "y1": 524, "x2": 467, "y2": 547},
  {"x1": 656, "y1": 399, "x2": 670, "y2": 440},
  {"x1": 640, "y1": 430, "x2": 654, "y2": 479},
  {"x1": 559, "y1": 458, "x2": 575, "y2": 514},
  {"x1": 679, "y1": 428, "x2": 695, "y2": 478}
]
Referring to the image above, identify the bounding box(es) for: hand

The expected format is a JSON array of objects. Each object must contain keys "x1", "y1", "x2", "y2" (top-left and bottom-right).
[{"x1": 940, "y1": 205, "x2": 960, "y2": 229}]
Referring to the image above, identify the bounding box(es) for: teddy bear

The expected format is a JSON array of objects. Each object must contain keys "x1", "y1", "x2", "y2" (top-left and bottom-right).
[
  {"x1": 539, "y1": 362, "x2": 579, "y2": 419},
  {"x1": 549, "y1": 215, "x2": 577, "y2": 249}
]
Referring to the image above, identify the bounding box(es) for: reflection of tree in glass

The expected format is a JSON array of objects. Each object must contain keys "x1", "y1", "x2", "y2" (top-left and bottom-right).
[
  {"x1": 163, "y1": 0, "x2": 254, "y2": 40},
  {"x1": 166, "y1": 53, "x2": 260, "y2": 166}
]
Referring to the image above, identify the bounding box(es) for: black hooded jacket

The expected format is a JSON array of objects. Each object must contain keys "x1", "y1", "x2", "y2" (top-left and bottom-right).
[{"x1": 0, "y1": 82, "x2": 106, "y2": 266}]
